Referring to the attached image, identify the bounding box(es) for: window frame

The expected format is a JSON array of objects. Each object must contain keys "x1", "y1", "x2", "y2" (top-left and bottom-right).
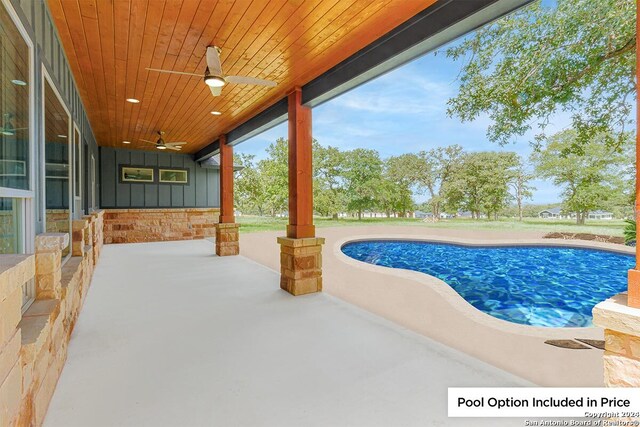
[
  {"x1": 42, "y1": 67, "x2": 72, "y2": 263},
  {"x1": 72, "y1": 123, "x2": 82, "y2": 216}
]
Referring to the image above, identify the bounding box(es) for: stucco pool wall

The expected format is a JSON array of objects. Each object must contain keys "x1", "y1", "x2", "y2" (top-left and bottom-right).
[{"x1": 239, "y1": 226, "x2": 635, "y2": 386}]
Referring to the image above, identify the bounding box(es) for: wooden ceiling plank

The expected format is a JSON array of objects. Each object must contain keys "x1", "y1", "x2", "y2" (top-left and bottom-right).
[
  {"x1": 150, "y1": 0, "x2": 259, "y2": 146},
  {"x1": 49, "y1": 0, "x2": 444, "y2": 152},
  {"x1": 161, "y1": 0, "x2": 276, "y2": 145},
  {"x1": 51, "y1": 0, "x2": 100, "y2": 136},
  {"x1": 95, "y1": 0, "x2": 118, "y2": 145},
  {"x1": 79, "y1": 0, "x2": 111, "y2": 144},
  {"x1": 139, "y1": 0, "x2": 206, "y2": 148},
  {"x1": 192, "y1": 0, "x2": 345, "y2": 138},
  {"x1": 120, "y1": 0, "x2": 151, "y2": 148},
  {"x1": 113, "y1": 0, "x2": 131, "y2": 145},
  {"x1": 129, "y1": 0, "x2": 180, "y2": 149},
  {"x1": 161, "y1": 0, "x2": 319, "y2": 147}
]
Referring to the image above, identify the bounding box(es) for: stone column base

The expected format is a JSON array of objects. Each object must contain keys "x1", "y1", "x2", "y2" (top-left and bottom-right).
[
  {"x1": 593, "y1": 293, "x2": 640, "y2": 386},
  {"x1": 277, "y1": 236, "x2": 324, "y2": 296},
  {"x1": 215, "y1": 223, "x2": 240, "y2": 256}
]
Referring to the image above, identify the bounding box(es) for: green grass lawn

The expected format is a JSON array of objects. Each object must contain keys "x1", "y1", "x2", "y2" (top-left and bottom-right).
[{"x1": 236, "y1": 215, "x2": 626, "y2": 237}]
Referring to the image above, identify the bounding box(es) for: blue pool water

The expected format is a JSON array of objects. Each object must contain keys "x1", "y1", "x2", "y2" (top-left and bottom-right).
[{"x1": 341, "y1": 240, "x2": 634, "y2": 327}]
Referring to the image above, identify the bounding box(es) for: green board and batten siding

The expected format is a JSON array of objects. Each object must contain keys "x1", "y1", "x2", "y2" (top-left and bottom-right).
[{"x1": 100, "y1": 147, "x2": 219, "y2": 209}]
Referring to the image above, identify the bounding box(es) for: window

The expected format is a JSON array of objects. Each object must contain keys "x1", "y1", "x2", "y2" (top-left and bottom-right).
[
  {"x1": 121, "y1": 166, "x2": 154, "y2": 183},
  {"x1": 44, "y1": 76, "x2": 71, "y2": 257},
  {"x1": 73, "y1": 126, "x2": 81, "y2": 217},
  {"x1": 159, "y1": 169, "x2": 188, "y2": 184},
  {"x1": 90, "y1": 154, "x2": 96, "y2": 209},
  {"x1": 0, "y1": 1, "x2": 35, "y2": 311},
  {"x1": 0, "y1": 0, "x2": 30, "y2": 190},
  {"x1": 73, "y1": 127, "x2": 80, "y2": 196}
]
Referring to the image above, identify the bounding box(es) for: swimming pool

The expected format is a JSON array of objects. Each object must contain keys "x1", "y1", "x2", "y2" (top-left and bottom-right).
[{"x1": 341, "y1": 240, "x2": 634, "y2": 327}]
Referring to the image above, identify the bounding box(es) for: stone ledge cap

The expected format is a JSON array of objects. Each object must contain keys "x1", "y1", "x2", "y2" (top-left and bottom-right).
[
  {"x1": 593, "y1": 292, "x2": 640, "y2": 337},
  {"x1": 72, "y1": 219, "x2": 89, "y2": 230},
  {"x1": 35, "y1": 233, "x2": 70, "y2": 252},
  {"x1": 0, "y1": 254, "x2": 34, "y2": 301},
  {"x1": 277, "y1": 236, "x2": 325, "y2": 247},
  {"x1": 216, "y1": 223, "x2": 240, "y2": 229}
]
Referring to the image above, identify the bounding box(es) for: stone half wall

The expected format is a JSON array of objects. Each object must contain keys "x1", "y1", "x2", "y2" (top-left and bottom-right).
[
  {"x1": 103, "y1": 208, "x2": 220, "y2": 244},
  {"x1": 0, "y1": 210, "x2": 105, "y2": 427}
]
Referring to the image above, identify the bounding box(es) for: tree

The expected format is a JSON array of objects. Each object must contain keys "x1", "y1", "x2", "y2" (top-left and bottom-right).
[
  {"x1": 234, "y1": 153, "x2": 268, "y2": 215},
  {"x1": 258, "y1": 138, "x2": 289, "y2": 216},
  {"x1": 509, "y1": 160, "x2": 535, "y2": 221},
  {"x1": 421, "y1": 145, "x2": 464, "y2": 219},
  {"x1": 343, "y1": 148, "x2": 383, "y2": 219},
  {"x1": 313, "y1": 144, "x2": 346, "y2": 218},
  {"x1": 384, "y1": 154, "x2": 423, "y2": 217},
  {"x1": 445, "y1": 0, "x2": 635, "y2": 152},
  {"x1": 442, "y1": 151, "x2": 520, "y2": 219},
  {"x1": 530, "y1": 129, "x2": 633, "y2": 224}
]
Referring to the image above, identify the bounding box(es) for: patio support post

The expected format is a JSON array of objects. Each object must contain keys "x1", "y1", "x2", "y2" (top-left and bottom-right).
[
  {"x1": 591, "y1": 14, "x2": 640, "y2": 388},
  {"x1": 215, "y1": 134, "x2": 240, "y2": 256},
  {"x1": 278, "y1": 87, "x2": 324, "y2": 295}
]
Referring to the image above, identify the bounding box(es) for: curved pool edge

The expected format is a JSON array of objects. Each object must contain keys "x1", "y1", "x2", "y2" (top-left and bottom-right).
[
  {"x1": 334, "y1": 234, "x2": 632, "y2": 338},
  {"x1": 328, "y1": 233, "x2": 620, "y2": 386}
]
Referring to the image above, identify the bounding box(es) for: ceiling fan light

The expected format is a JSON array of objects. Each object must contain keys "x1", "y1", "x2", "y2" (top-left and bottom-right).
[
  {"x1": 204, "y1": 75, "x2": 225, "y2": 87},
  {"x1": 156, "y1": 145, "x2": 167, "y2": 150}
]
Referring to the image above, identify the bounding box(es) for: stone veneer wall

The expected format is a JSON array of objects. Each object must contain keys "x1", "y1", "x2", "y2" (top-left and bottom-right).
[
  {"x1": 103, "y1": 208, "x2": 219, "y2": 244},
  {"x1": 44, "y1": 210, "x2": 69, "y2": 234},
  {"x1": 0, "y1": 210, "x2": 104, "y2": 427}
]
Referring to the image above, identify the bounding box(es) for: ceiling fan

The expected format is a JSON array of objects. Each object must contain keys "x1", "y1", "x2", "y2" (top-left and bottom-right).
[
  {"x1": 145, "y1": 46, "x2": 277, "y2": 97},
  {"x1": 142, "y1": 131, "x2": 186, "y2": 151},
  {"x1": 1, "y1": 113, "x2": 27, "y2": 136}
]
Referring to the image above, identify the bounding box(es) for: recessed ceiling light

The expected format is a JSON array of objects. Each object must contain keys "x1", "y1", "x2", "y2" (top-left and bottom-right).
[
  {"x1": 11, "y1": 79, "x2": 27, "y2": 86},
  {"x1": 123, "y1": 141, "x2": 131, "y2": 144},
  {"x1": 57, "y1": 135, "x2": 67, "y2": 138},
  {"x1": 126, "y1": 98, "x2": 140, "y2": 103},
  {"x1": 210, "y1": 111, "x2": 222, "y2": 116}
]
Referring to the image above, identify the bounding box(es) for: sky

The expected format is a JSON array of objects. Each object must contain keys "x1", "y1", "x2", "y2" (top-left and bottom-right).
[{"x1": 235, "y1": 21, "x2": 571, "y2": 205}]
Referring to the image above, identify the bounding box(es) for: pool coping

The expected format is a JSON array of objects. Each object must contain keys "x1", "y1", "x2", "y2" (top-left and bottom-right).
[{"x1": 333, "y1": 234, "x2": 633, "y2": 339}]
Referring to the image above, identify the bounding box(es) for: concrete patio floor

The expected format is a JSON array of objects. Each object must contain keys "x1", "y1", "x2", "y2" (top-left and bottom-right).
[{"x1": 45, "y1": 239, "x2": 530, "y2": 427}]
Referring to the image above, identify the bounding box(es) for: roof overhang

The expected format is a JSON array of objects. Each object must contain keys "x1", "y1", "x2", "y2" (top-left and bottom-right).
[{"x1": 195, "y1": 0, "x2": 533, "y2": 162}]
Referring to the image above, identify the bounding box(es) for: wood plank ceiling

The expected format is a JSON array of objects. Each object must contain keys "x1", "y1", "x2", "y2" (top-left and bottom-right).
[{"x1": 47, "y1": 0, "x2": 437, "y2": 154}]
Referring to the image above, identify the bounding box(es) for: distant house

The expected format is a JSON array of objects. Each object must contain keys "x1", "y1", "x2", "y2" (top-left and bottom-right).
[
  {"x1": 538, "y1": 207, "x2": 565, "y2": 219},
  {"x1": 414, "y1": 211, "x2": 432, "y2": 219},
  {"x1": 588, "y1": 210, "x2": 614, "y2": 220}
]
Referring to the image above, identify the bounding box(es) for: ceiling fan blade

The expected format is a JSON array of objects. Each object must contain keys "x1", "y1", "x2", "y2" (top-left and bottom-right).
[
  {"x1": 146, "y1": 68, "x2": 202, "y2": 77},
  {"x1": 166, "y1": 146, "x2": 181, "y2": 151},
  {"x1": 166, "y1": 142, "x2": 187, "y2": 146},
  {"x1": 225, "y1": 75, "x2": 277, "y2": 87},
  {"x1": 206, "y1": 46, "x2": 223, "y2": 75},
  {"x1": 210, "y1": 85, "x2": 222, "y2": 97},
  {"x1": 141, "y1": 139, "x2": 157, "y2": 144}
]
